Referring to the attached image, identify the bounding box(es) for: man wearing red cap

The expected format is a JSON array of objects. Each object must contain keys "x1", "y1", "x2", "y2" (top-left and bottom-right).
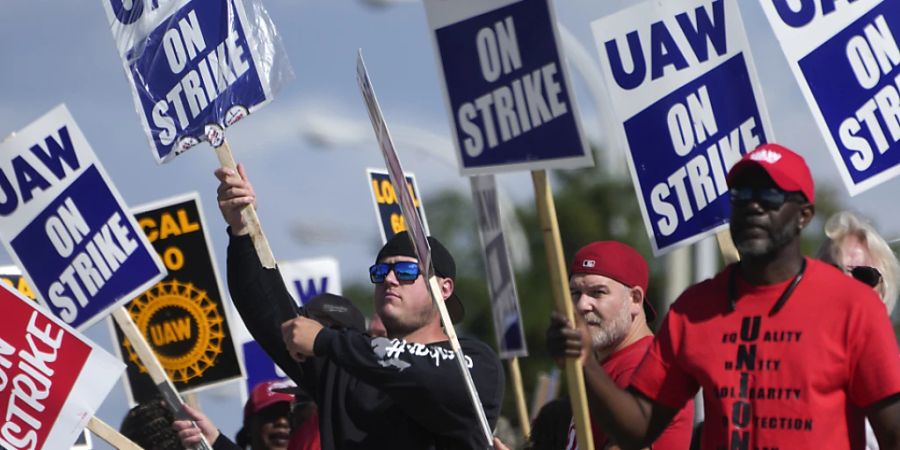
[
  {"x1": 560, "y1": 144, "x2": 900, "y2": 449},
  {"x1": 547, "y1": 241, "x2": 694, "y2": 449}
]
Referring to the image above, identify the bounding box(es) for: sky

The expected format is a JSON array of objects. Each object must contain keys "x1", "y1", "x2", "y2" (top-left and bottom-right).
[{"x1": 2, "y1": 0, "x2": 900, "y2": 448}]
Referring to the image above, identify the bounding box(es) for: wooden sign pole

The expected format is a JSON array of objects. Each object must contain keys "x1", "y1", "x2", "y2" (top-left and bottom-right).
[
  {"x1": 112, "y1": 308, "x2": 213, "y2": 450},
  {"x1": 213, "y1": 139, "x2": 276, "y2": 269},
  {"x1": 531, "y1": 170, "x2": 594, "y2": 450},
  {"x1": 86, "y1": 417, "x2": 143, "y2": 450}
]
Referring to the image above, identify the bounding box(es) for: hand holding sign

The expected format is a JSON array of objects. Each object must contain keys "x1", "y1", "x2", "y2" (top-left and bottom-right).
[{"x1": 215, "y1": 164, "x2": 257, "y2": 236}]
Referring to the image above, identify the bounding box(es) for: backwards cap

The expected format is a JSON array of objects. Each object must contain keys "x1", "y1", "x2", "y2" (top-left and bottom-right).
[{"x1": 570, "y1": 241, "x2": 656, "y2": 322}]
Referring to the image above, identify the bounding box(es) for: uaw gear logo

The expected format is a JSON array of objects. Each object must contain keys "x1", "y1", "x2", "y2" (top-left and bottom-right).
[
  {"x1": 122, "y1": 279, "x2": 225, "y2": 383},
  {"x1": 751, "y1": 149, "x2": 782, "y2": 165}
]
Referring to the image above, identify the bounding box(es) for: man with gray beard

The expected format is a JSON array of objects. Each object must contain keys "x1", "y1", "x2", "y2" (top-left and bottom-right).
[{"x1": 546, "y1": 241, "x2": 694, "y2": 449}]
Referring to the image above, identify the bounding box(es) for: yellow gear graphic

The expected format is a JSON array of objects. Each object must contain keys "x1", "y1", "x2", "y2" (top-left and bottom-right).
[{"x1": 122, "y1": 279, "x2": 225, "y2": 383}]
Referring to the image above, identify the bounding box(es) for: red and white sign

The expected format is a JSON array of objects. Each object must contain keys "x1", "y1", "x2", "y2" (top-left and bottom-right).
[{"x1": 0, "y1": 283, "x2": 123, "y2": 450}]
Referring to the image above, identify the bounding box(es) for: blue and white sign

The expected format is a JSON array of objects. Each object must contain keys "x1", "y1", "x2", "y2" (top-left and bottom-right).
[
  {"x1": 103, "y1": 0, "x2": 282, "y2": 163},
  {"x1": 424, "y1": 0, "x2": 593, "y2": 175},
  {"x1": 761, "y1": 0, "x2": 900, "y2": 195},
  {"x1": 278, "y1": 257, "x2": 341, "y2": 306},
  {"x1": 0, "y1": 105, "x2": 166, "y2": 331},
  {"x1": 593, "y1": 0, "x2": 773, "y2": 255},
  {"x1": 367, "y1": 169, "x2": 430, "y2": 244},
  {"x1": 471, "y1": 175, "x2": 527, "y2": 359},
  {"x1": 241, "y1": 339, "x2": 289, "y2": 396}
]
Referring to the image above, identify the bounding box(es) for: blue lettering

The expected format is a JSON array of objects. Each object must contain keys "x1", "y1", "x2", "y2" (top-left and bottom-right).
[
  {"x1": 12, "y1": 157, "x2": 50, "y2": 204},
  {"x1": 771, "y1": 0, "x2": 858, "y2": 28},
  {"x1": 650, "y1": 22, "x2": 689, "y2": 80},
  {"x1": 108, "y1": 0, "x2": 144, "y2": 25},
  {"x1": 0, "y1": 172, "x2": 18, "y2": 216},
  {"x1": 29, "y1": 126, "x2": 81, "y2": 179},
  {"x1": 676, "y1": 0, "x2": 727, "y2": 63},
  {"x1": 605, "y1": 31, "x2": 646, "y2": 90},
  {"x1": 294, "y1": 277, "x2": 329, "y2": 304}
]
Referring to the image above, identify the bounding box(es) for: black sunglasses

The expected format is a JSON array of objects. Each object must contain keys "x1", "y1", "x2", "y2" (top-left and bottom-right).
[
  {"x1": 849, "y1": 266, "x2": 882, "y2": 288},
  {"x1": 369, "y1": 261, "x2": 421, "y2": 283},
  {"x1": 730, "y1": 187, "x2": 804, "y2": 210}
]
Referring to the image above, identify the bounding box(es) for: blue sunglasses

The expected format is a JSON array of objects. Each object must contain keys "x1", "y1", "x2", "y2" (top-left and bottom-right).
[{"x1": 369, "y1": 261, "x2": 421, "y2": 283}]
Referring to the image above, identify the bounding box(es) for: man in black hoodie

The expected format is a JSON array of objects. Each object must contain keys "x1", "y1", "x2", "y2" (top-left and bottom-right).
[{"x1": 216, "y1": 164, "x2": 504, "y2": 450}]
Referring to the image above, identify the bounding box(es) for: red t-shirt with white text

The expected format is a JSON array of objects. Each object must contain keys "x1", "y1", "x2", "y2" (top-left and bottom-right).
[{"x1": 631, "y1": 258, "x2": 900, "y2": 450}]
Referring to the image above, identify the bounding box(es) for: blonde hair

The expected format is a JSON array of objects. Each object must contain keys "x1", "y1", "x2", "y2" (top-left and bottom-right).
[{"x1": 817, "y1": 211, "x2": 900, "y2": 314}]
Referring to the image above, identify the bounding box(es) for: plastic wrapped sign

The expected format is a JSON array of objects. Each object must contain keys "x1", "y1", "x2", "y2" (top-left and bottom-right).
[{"x1": 102, "y1": 0, "x2": 292, "y2": 163}]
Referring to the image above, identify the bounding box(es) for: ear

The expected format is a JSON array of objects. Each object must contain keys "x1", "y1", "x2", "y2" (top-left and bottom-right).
[
  {"x1": 630, "y1": 286, "x2": 645, "y2": 316},
  {"x1": 798, "y1": 203, "x2": 815, "y2": 231},
  {"x1": 440, "y1": 277, "x2": 454, "y2": 301}
]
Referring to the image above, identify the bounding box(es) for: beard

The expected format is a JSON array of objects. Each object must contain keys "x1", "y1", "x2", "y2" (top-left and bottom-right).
[
  {"x1": 733, "y1": 215, "x2": 800, "y2": 258},
  {"x1": 378, "y1": 298, "x2": 436, "y2": 337},
  {"x1": 584, "y1": 301, "x2": 632, "y2": 351}
]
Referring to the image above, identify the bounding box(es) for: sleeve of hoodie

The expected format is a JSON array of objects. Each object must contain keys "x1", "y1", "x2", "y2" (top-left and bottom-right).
[
  {"x1": 313, "y1": 327, "x2": 505, "y2": 432},
  {"x1": 226, "y1": 232, "x2": 317, "y2": 389}
]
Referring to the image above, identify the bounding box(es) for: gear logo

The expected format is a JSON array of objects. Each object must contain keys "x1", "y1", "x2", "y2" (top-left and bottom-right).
[{"x1": 123, "y1": 280, "x2": 224, "y2": 383}]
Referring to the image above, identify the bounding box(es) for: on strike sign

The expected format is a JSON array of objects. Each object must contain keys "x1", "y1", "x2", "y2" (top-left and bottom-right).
[
  {"x1": 592, "y1": 0, "x2": 772, "y2": 254},
  {"x1": 761, "y1": 0, "x2": 900, "y2": 195},
  {"x1": 0, "y1": 283, "x2": 123, "y2": 450}
]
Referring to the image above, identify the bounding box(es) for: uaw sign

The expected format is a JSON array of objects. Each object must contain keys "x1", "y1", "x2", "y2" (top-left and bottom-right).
[
  {"x1": 593, "y1": 0, "x2": 773, "y2": 254},
  {"x1": 0, "y1": 105, "x2": 166, "y2": 331},
  {"x1": 424, "y1": 0, "x2": 593, "y2": 175},
  {"x1": 471, "y1": 175, "x2": 527, "y2": 359},
  {"x1": 0, "y1": 265, "x2": 36, "y2": 302},
  {"x1": 111, "y1": 193, "x2": 243, "y2": 403},
  {"x1": 279, "y1": 257, "x2": 342, "y2": 306},
  {"x1": 761, "y1": 0, "x2": 900, "y2": 195},
  {"x1": 103, "y1": 0, "x2": 280, "y2": 162},
  {"x1": 367, "y1": 169, "x2": 430, "y2": 243},
  {"x1": 0, "y1": 283, "x2": 123, "y2": 450}
]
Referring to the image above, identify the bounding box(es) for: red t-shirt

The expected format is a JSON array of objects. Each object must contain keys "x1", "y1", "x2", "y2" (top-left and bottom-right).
[
  {"x1": 566, "y1": 335, "x2": 695, "y2": 449},
  {"x1": 631, "y1": 258, "x2": 900, "y2": 450}
]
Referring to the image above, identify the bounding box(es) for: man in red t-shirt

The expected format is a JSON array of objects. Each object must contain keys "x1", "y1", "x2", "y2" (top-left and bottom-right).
[
  {"x1": 547, "y1": 241, "x2": 694, "y2": 449},
  {"x1": 565, "y1": 143, "x2": 900, "y2": 450}
]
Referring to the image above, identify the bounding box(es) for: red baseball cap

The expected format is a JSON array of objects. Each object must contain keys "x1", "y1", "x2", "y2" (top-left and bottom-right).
[
  {"x1": 726, "y1": 143, "x2": 815, "y2": 203},
  {"x1": 244, "y1": 380, "x2": 295, "y2": 421},
  {"x1": 570, "y1": 241, "x2": 655, "y2": 322}
]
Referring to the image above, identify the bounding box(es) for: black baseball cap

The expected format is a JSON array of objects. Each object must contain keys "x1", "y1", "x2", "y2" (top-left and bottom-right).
[
  {"x1": 375, "y1": 231, "x2": 465, "y2": 323},
  {"x1": 303, "y1": 293, "x2": 366, "y2": 332}
]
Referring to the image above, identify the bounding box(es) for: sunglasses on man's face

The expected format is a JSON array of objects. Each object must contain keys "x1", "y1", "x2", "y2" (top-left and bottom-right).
[
  {"x1": 729, "y1": 187, "x2": 804, "y2": 210},
  {"x1": 848, "y1": 265, "x2": 882, "y2": 288},
  {"x1": 369, "y1": 261, "x2": 421, "y2": 283}
]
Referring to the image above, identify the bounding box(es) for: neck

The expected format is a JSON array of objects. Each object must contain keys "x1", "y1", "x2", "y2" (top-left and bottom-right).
[
  {"x1": 738, "y1": 243, "x2": 805, "y2": 285},
  {"x1": 596, "y1": 320, "x2": 653, "y2": 362}
]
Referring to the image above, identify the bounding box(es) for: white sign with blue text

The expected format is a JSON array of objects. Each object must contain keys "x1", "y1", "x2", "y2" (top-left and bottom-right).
[
  {"x1": 761, "y1": 0, "x2": 900, "y2": 195},
  {"x1": 103, "y1": 0, "x2": 277, "y2": 163},
  {"x1": 593, "y1": 0, "x2": 773, "y2": 255},
  {"x1": 279, "y1": 257, "x2": 342, "y2": 307},
  {"x1": 471, "y1": 175, "x2": 527, "y2": 359},
  {"x1": 424, "y1": 0, "x2": 593, "y2": 175},
  {"x1": 0, "y1": 105, "x2": 166, "y2": 331}
]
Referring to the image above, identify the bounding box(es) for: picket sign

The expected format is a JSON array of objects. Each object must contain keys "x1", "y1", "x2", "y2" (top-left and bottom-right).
[
  {"x1": 111, "y1": 308, "x2": 213, "y2": 450},
  {"x1": 422, "y1": 0, "x2": 596, "y2": 444},
  {"x1": 85, "y1": 418, "x2": 142, "y2": 450},
  {"x1": 356, "y1": 51, "x2": 495, "y2": 449},
  {"x1": 469, "y1": 174, "x2": 530, "y2": 438}
]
